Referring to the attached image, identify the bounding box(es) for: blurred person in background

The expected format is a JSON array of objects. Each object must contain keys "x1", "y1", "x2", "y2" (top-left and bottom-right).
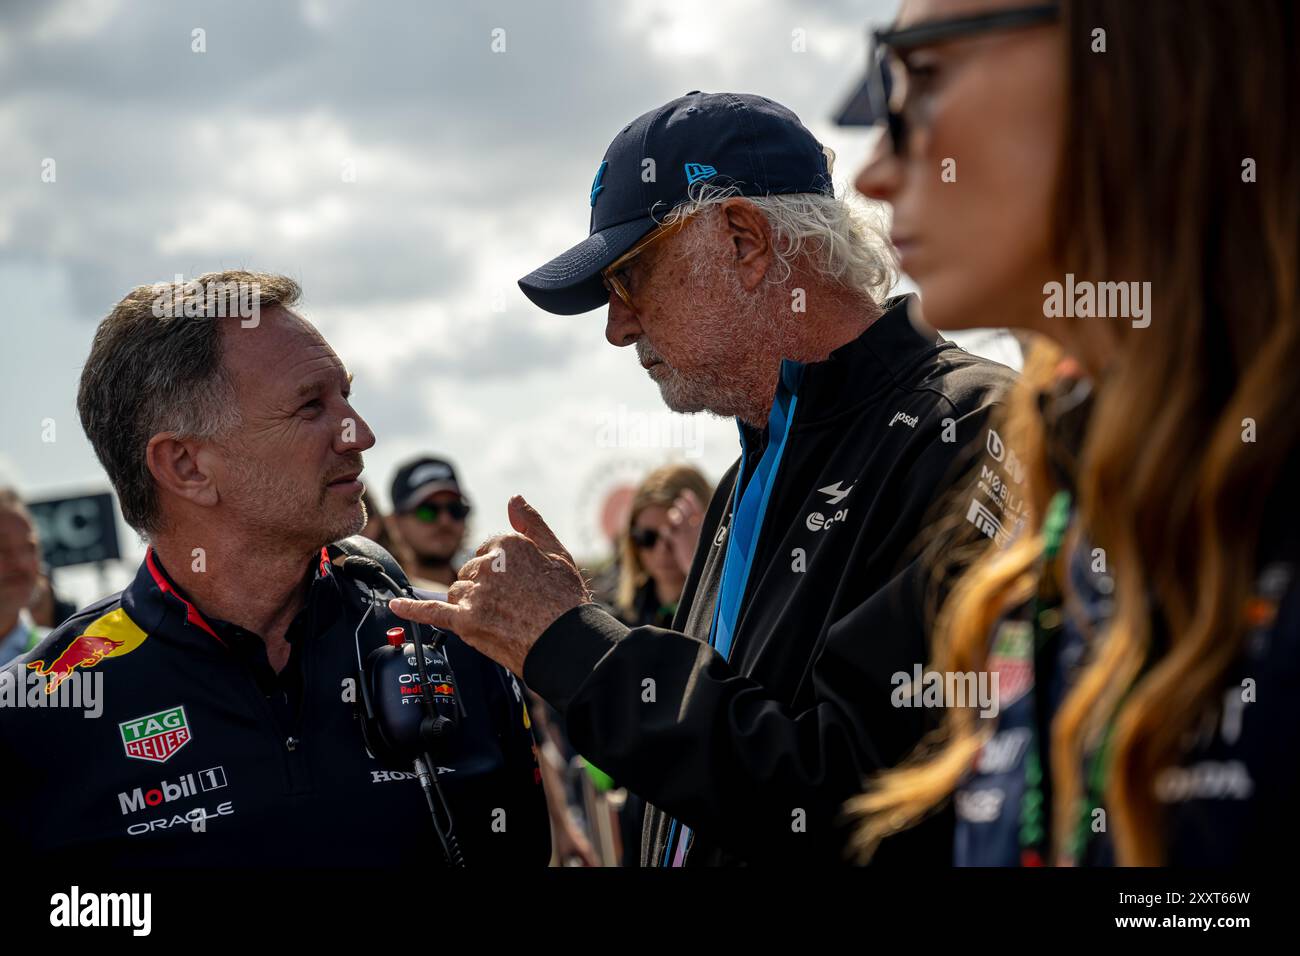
[
  {"x1": 614, "y1": 463, "x2": 712, "y2": 629},
  {"x1": 586, "y1": 483, "x2": 637, "y2": 611},
  {"x1": 30, "y1": 566, "x2": 78, "y2": 631},
  {"x1": 390, "y1": 456, "x2": 471, "y2": 590},
  {"x1": 844, "y1": 0, "x2": 1299, "y2": 866},
  {"x1": 528, "y1": 699, "x2": 602, "y2": 867},
  {"x1": 0, "y1": 490, "x2": 47, "y2": 667}
]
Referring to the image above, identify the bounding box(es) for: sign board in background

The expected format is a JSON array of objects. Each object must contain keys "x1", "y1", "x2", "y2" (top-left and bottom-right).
[{"x1": 27, "y1": 492, "x2": 122, "y2": 569}]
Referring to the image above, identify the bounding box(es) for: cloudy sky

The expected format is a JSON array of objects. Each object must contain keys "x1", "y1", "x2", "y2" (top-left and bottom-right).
[{"x1": 0, "y1": 0, "x2": 1018, "y2": 604}]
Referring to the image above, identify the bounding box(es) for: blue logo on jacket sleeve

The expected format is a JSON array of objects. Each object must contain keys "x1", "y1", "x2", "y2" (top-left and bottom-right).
[
  {"x1": 684, "y1": 162, "x2": 717, "y2": 185},
  {"x1": 589, "y1": 161, "x2": 608, "y2": 207}
]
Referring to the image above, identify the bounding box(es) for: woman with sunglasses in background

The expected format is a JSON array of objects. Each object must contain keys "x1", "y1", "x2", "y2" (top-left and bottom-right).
[
  {"x1": 842, "y1": 0, "x2": 1298, "y2": 865},
  {"x1": 614, "y1": 463, "x2": 713, "y2": 630}
]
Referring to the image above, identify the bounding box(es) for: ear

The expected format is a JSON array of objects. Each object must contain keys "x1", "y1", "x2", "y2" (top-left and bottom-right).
[
  {"x1": 718, "y1": 197, "x2": 773, "y2": 290},
  {"x1": 145, "y1": 433, "x2": 221, "y2": 511}
]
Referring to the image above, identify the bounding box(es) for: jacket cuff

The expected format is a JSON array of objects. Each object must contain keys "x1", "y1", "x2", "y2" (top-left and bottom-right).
[{"x1": 523, "y1": 603, "x2": 629, "y2": 714}]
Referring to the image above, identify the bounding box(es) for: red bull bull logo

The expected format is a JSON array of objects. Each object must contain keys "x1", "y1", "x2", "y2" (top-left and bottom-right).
[
  {"x1": 26, "y1": 607, "x2": 148, "y2": 694},
  {"x1": 28, "y1": 635, "x2": 124, "y2": 693}
]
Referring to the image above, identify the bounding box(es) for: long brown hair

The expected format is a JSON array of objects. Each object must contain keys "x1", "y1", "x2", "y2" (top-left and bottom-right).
[{"x1": 851, "y1": 0, "x2": 1300, "y2": 865}]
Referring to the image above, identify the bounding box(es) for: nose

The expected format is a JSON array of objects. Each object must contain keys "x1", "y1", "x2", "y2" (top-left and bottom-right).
[
  {"x1": 338, "y1": 406, "x2": 377, "y2": 453},
  {"x1": 605, "y1": 293, "x2": 642, "y2": 348},
  {"x1": 853, "y1": 129, "x2": 902, "y2": 202}
]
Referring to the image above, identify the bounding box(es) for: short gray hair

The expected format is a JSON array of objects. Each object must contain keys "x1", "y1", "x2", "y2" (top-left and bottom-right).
[
  {"x1": 77, "y1": 270, "x2": 301, "y2": 536},
  {"x1": 659, "y1": 180, "x2": 898, "y2": 303}
]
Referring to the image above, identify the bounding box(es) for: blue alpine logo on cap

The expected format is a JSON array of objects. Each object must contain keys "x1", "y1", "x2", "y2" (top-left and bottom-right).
[
  {"x1": 589, "y1": 161, "x2": 608, "y2": 207},
  {"x1": 684, "y1": 162, "x2": 717, "y2": 185}
]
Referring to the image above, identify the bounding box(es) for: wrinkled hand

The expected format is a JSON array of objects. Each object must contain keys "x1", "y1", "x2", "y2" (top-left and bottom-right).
[
  {"x1": 662, "y1": 488, "x2": 706, "y2": 577},
  {"x1": 389, "y1": 495, "x2": 592, "y2": 676}
]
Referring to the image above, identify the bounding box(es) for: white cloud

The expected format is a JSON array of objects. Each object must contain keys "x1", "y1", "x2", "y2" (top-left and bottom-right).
[{"x1": 30, "y1": 0, "x2": 122, "y2": 44}]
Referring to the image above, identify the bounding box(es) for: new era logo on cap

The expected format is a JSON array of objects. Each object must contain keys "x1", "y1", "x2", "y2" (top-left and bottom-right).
[
  {"x1": 519, "y1": 91, "x2": 833, "y2": 316},
  {"x1": 684, "y1": 162, "x2": 717, "y2": 185}
]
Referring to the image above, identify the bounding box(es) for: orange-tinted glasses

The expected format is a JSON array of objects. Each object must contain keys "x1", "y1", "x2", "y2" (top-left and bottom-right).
[{"x1": 600, "y1": 216, "x2": 691, "y2": 312}]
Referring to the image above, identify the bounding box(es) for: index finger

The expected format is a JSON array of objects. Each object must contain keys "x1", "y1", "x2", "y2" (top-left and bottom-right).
[{"x1": 389, "y1": 596, "x2": 462, "y2": 631}]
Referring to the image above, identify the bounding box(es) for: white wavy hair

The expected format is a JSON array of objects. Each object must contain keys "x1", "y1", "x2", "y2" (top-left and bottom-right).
[{"x1": 656, "y1": 179, "x2": 898, "y2": 303}]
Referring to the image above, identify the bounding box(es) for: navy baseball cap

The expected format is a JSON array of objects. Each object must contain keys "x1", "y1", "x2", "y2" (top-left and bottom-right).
[{"x1": 518, "y1": 91, "x2": 835, "y2": 315}]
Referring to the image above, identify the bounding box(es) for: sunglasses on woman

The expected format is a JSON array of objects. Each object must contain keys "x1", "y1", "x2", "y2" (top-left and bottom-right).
[
  {"x1": 861, "y1": 3, "x2": 1059, "y2": 155},
  {"x1": 630, "y1": 527, "x2": 664, "y2": 550}
]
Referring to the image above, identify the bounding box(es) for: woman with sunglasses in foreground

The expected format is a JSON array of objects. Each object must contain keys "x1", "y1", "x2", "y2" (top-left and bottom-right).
[{"x1": 844, "y1": 0, "x2": 1298, "y2": 865}]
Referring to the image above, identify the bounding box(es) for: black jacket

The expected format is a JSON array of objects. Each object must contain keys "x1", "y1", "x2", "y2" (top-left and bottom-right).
[
  {"x1": 0, "y1": 537, "x2": 549, "y2": 867},
  {"x1": 523, "y1": 296, "x2": 1017, "y2": 865}
]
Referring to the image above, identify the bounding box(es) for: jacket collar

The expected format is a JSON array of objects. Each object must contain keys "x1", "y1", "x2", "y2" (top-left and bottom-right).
[
  {"x1": 123, "y1": 545, "x2": 340, "y2": 652},
  {"x1": 737, "y1": 293, "x2": 946, "y2": 448}
]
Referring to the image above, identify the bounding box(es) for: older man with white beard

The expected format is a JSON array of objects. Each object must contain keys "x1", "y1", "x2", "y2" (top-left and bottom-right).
[{"x1": 392, "y1": 92, "x2": 1019, "y2": 866}]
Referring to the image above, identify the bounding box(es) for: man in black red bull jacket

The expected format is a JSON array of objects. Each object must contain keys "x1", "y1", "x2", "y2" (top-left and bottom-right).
[{"x1": 0, "y1": 272, "x2": 548, "y2": 867}]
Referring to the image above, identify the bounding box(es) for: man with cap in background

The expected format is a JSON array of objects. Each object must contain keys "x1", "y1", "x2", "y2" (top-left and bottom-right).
[
  {"x1": 393, "y1": 91, "x2": 1019, "y2": 865},
  {"x1": 390, "y1": 456, "x2": 472, "y2": 591}
]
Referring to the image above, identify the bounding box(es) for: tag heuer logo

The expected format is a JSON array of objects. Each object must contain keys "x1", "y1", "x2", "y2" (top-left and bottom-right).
[{"x1": 119, "y1": 705, "x2": 192, "y2": 763}]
